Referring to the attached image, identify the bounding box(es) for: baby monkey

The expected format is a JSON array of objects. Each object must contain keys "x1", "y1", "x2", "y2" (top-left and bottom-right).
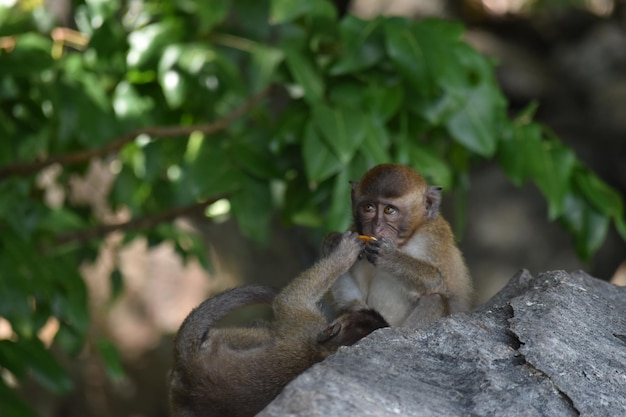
[
  {"x1": 168, "y1": 231, "x2": 388, "y2": 417},
  {"x1": 328, "y1": 164, "x2": 472, "y2": 329}
]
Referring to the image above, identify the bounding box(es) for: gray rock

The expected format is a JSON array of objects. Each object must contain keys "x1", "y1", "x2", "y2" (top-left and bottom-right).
[{"x1": 258, "y1": 270, "x2": 626, "y2": 416}]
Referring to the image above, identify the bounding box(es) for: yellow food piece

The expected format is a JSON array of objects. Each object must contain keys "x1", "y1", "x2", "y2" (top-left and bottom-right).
[{"x1": 358, "y1": 235, "x2": 377, "y2": 243}]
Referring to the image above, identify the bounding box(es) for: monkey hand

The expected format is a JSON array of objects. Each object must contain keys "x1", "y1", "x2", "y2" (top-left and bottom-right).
[
  {"x1": 321, "y1": 231, "x2": 343, "y2": 257},
  {"x1": 363, "y1": 237, "x2": 395, "y2": 266},
  {"x1": 329, "y1": 231, "x2": 365, "y2": 269}
]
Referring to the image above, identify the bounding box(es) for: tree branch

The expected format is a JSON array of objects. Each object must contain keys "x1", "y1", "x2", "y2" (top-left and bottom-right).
[
  {"x1": 55, "y1": 195, "x2": 229, "y2": 245},
  {"x1": 0, "y1": 87, "x2": 271, "y2": 181}
]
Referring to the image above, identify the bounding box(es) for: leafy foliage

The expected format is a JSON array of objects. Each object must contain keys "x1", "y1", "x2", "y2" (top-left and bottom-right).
[{"x1": 0, "y1": 0, "x2": 624, "y2": 413}]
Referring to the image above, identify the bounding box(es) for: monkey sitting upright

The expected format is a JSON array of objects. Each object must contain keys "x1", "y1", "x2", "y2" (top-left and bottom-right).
[
  {"x1": 168, "y1": 231, "x2": 388, "y2": 417},
  {"x1": 327, "y1": 164, "x2": 472, "y2": 329}
]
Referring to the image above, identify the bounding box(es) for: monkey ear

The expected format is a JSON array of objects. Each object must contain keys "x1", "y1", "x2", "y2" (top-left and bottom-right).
[
  {"x1": 349, "y1": 180, "x2": 359, "y2": 191},
  {"x1": 425, "y1": 186, "x2": 442, "y2": 219},
  {"x1": 317, "y1": 323, "x2": 341, "y2": 344}
]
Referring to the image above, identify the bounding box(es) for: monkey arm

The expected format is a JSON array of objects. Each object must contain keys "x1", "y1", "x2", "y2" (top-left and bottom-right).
[
  {"x1": 365, "y1": 239, "x2": 447, "y2": 296},
  {"x1": 381, "y1": 251, "x2": 446, "y2": 295},
  {"x1": 273, "y1": 231, "x2": 365, "y2": 322}
]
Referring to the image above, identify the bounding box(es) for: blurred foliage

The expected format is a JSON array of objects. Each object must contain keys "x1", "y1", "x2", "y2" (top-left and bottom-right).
[{"x1": 0, "y1": 0, "x2": 625, "y2": 414}]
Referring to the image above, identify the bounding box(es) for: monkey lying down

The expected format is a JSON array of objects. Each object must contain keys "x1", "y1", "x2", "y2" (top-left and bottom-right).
[{"x1": 168, "y1": 231, "x2": 389, "y2": 417}]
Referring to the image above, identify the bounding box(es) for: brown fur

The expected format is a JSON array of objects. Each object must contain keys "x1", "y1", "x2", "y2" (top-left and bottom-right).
[
  {"x1": 330, "y1": 164, "x2": 472, "y2": 328},
  {"x1": 169, "y1": 232, "x2": 389, "y2": 417}
]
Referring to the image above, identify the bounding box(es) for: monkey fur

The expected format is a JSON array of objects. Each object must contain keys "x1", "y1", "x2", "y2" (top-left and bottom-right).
[
  {"x1": 168, "y1": 231, "x2": 389, "y2": 417},
  {"x1": 328, "y1": 164, "x2": 472, "y2": 329}
]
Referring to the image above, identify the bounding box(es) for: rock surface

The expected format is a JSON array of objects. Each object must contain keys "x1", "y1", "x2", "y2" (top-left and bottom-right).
[{"x1": 258, "y1": 270, "x2": 626, "y2": 416}]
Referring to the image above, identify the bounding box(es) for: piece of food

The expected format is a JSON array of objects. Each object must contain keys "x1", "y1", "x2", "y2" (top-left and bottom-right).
[{"x1": 358, "y1": 235, "x2": 377, "y2": 243}]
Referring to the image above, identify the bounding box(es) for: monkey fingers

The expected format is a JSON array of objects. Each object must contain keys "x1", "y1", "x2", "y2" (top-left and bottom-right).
[
  {"x1": 363, "y1": 240, "x2": 382, "y2": 265},
  {"x1": 333, "y1": 231, "x2": 365, "y2": 261}
]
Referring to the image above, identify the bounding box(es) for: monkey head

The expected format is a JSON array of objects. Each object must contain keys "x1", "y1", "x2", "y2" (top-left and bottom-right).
[
  {"x1": 351, "y1": 164, "x2": 442, "y2": 246},
  {"x1": 316, "y1": 309, "x2": 388, "y2": 354}
]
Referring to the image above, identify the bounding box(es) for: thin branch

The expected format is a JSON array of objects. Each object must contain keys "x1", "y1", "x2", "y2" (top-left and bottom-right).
[
  {"x1": 0, "y1": 87, "x2": 270, "y2": 181},
  {"x1": 55, "y1": 195, "x2": 229, "y2": 245}
]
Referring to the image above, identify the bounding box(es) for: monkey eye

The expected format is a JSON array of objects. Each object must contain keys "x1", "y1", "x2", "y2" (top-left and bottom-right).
[
  {"x1": 362, "y1": 203, "x2": 376, "y2": 213},
  {"x1": 384, "y1": 206, "x2": 397, "y2": 215}
]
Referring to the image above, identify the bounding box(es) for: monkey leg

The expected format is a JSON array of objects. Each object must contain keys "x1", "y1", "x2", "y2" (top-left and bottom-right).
[{"x1": 400, "y1": 293, "x2": 449, "y2": 330}]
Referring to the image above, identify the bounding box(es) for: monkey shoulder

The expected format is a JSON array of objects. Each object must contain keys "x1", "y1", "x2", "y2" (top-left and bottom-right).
[{"x1": 403, "y1": 217, "x2": 458, "y2": 261}]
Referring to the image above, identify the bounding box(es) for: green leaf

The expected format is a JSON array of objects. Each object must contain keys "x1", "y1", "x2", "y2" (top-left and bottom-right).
[
  {"x1": 498, "y1": 123, "x2": 537, "y2": 186},
  {"x1": 408, "y1": 145, "x2": 453, "y2": 189},
  {"x1": 250, "y1": 45, "x2": 284, "y2": 92},
  {"x1": 330, "y1": 16, "x2": 385, "y2": 75},
  {"x1": 158, "y1": 47, "x2": 188, "y2": 109},
  {"x1": 500, "y1": 124, "x2": 575, "y2": 219},
  {"x1": 444, "y1": 43, "x2": 505, "y2": 156},
  {"x1": 193, "y1": 0, "x2": 230, "y2": 33},
  {"x1": 53, "y1": 321, "x2": 84, "y2": 356},
  {"x1": 282, "y1": 175, "x2": 325, "y2": 228},
  {"x1": 189, "y1": 138, "x2": 243, "y2": 198},
  {"x1": 228, "y1": 136, "x2": 284, "y2": 180},
  {"x1": 312, "y1": 104, "x2": 367, "y2": 164},
  {"x1": 385, "y1": 18, "x2": 504, "y2": 157},
  {"x1": 384, "y1": 18, "x2": 466, "y2": 96},
  {"x1": 445, "y1": 80, "x2": 499, "y2": 157},
  {"x1": 302, "y1": 122, "x2": 343, "y2": 185},
  {"x1": 96, "y1": 339, "x2": 126, "y2": 381},
  {"x1": 183, "y1": 233, "x2": 212, "y2": 271},
  {"x1": 327, "y1": 169, "x2": 352, "y2": 232},
  {"x1": 56, "y1": 80, "x2": 119, "y2": 147},
  {"x1": 513, "y1": 101, "x2": 539, "y2": 126},
  {"x1": 574, "y1": 169, "x2": 624, "y2": 219},
  {"x1": 113, "y1": 81, "x2": 155, "y2": 119},
  {"x1": 52, "y1": 264, "x2": 89, "y2": 337},
  {"x1": 0, "y1": 33, "x2": 53, "y2": 76},
  {"x1": 270, "y1": 0, "x2": 336, "y2": 24},
  {"x1": 364, "y1": 83, "x2": 404, "y2": 123},
  {"x1": 127, "y1": 20, "x2": 183, "y2": 68},
  {"x1": 561, "y1": 193, "x2": 610, "y2": 261},
  {"x1": 360, "y1": 117, "x2": 391, "y2": 165},
  {"x1": 533, "y1": 142, "x2": 576, "y2": 220},
  {"x1": 38, "y1": 208, "x2": 86, "y2": 235},
  {"x1": 230, "y1": 178, "x2": 273, "y2": 244},
  {"x1": 392, "y1": 110, "x2": 411, "y2": 165},
  {"x1": 384, "y1": 18, "x2": 430, "y2": 95},
  {"x1": 0, "y1": 338, "x2": 73, "y2": 394},
  {"x1": 284, "y1": 48, "x2": 324, "y2": 105},
  {"x1": 110, "y1": 269, "x2": 124, "y2": 301}
]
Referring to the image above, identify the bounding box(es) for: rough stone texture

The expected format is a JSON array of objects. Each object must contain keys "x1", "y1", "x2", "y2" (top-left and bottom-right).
[{"x1": 258, "y1": 270, "x2": 626, "y2": 417}]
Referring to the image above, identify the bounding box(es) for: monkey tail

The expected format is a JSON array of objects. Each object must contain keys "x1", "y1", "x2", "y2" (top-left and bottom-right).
[{"x1": 173, "y1": 285, "x2": 276, "y2": 359}]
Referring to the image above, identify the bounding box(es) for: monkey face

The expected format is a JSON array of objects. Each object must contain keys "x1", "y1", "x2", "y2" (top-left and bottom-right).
[
  {"x1": 356, "y1": 201, "x2": 402, "y2": 241},
  {"x1": 355, "y1": 195, "x2": 422, "y2": 245},
  {"x1": 351, "y1": 164, "x2": 435, "y2": 245}
]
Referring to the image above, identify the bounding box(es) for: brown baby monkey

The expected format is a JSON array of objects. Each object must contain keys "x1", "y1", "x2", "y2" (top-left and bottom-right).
[
  {"x1": 168, "y1": 231, "x2": 388, "y2": 417},
  {"x1": 328, "y1": 164, "x2": 472, "y2": 329}
]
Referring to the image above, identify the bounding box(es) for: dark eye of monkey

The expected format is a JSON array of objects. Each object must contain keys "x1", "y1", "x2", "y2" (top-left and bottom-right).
[
  {"x1": 384, "y1": 206, "x2": 398, "y2": 215},
  {"x1": 362, "y1": 203, "x2": 375, "y2": 213}
]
